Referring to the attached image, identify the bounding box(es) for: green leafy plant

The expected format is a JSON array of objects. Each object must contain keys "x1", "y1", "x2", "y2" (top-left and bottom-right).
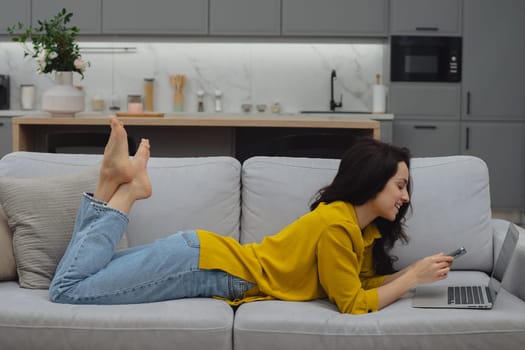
[{"x1": 7, "y1": 8, "x2": 89, "y2": 78}]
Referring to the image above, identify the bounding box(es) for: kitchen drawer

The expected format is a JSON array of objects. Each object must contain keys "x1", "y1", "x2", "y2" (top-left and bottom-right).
[
  {"x1": 393, "y1": 120, "x2": 460, "y2": 157},
  {"x1": 389, "y1": 83, "x2": 461, "y2": 119}
]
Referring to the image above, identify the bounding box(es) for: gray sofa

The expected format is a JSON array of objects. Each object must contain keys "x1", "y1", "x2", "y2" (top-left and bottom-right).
[{"x1": 0, "y1": 151, "x2": 524, "y2": 350}]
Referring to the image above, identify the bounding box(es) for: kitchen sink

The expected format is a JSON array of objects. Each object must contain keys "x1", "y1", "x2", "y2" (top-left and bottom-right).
[{"x1": 300, "y1": 110, "x2": 371, "y2": 114}]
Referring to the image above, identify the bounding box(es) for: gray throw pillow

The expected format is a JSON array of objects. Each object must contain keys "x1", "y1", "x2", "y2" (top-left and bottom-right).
[{"x1": 0, "y1": 167, "x2": 128, "y2": 289}]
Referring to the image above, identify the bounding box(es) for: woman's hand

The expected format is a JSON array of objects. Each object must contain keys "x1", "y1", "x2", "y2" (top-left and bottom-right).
[
  {"x1": 377, "y1": 253, "x2": 454, "y2": 310},
  {"x1": 408, "y1": 253, "x2": 454, "y2": 285}
]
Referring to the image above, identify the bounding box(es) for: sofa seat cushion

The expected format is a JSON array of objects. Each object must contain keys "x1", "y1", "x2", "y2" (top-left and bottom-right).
[
  {"x1": 0, "y1": 282, "x2": 234, "y2": 350},
  {"x1": 234, "y1": 272, "x2": 525, "y2": 350}
]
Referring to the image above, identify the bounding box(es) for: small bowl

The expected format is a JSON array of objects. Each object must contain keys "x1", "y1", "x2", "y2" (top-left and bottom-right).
[
  {"x1": 256, "y1": 104, "x2": 267, "y2": 112},
  {"x1": 241, "y1": 104, "x2": 252, "y2": 113}
]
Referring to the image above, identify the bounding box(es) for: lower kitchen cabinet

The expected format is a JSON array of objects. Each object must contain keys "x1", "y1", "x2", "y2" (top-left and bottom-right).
[
  {"x1": 461, "y1": 122, "x2": 525, "y2": 209},
  {"x1": 393, "y1": 120, "x2": 460, "y2": 157},
  {"x1": 0, "y1": 117, "x2": 13, "y2": 158}
]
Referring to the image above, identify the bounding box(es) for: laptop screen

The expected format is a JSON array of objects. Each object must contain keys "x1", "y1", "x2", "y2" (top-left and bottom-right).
[{"x1": 488, "y1": 224, "x2": 519, "y2": 302}]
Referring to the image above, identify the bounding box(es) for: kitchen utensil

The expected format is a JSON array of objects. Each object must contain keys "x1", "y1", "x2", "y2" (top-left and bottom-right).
[{"x1": 170, "y1": 74, "x2": 186, "y2": 111}]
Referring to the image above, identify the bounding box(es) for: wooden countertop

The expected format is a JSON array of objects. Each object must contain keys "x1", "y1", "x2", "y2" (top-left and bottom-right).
[
  {"x1": 12, "y1": 113, "x2": 382, "y2": 130},
  {"x1": 11, "y1": 114, "x2": 382, "y2": 153}
]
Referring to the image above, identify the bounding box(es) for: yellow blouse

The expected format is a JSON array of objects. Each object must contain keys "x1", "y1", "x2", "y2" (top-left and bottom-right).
[{"x1": 197, "y1": 201, "x2": 387, "y2": 314}]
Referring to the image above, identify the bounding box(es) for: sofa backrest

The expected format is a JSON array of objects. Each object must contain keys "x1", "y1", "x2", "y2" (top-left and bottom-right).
[
  {"x1": 240, "y1": 156, "x2": 493, "y2": 273},
  {"x1": 0, "y1": 152, "x2": 242, "y2": 246}
]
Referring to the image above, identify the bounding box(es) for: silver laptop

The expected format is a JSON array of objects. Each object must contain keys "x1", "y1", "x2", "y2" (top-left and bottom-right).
[{"x1": 412, "y1": 224, "x2": 519, "y2": 309}]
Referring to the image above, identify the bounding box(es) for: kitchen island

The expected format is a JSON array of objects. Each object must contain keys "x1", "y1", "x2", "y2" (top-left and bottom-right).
[{"x1": 12, "y1": 113, "x2": 385, "y2": 159}]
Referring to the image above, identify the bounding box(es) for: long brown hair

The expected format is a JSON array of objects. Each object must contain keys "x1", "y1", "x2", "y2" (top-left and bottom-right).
[{"x1": 310, "y1": 138, "x2": 412, "y2": 275}]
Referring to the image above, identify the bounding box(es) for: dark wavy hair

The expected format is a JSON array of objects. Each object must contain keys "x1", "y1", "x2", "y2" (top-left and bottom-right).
[{"x1": 310, "y1": 138, "x2": 412, "y2": 275}]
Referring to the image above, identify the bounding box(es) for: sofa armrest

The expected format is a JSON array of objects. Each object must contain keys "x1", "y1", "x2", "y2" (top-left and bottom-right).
[{"x1": 492, "y1": 219, "x2": 525, "y2": 302}]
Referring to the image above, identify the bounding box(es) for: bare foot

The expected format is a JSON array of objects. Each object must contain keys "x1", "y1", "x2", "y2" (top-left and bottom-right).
[
  {"x1": 128, "y1": 138, "x2": 152, "y2": 200},
  {"x1": 107, "y1": 138, "x2": 152, "y2": 214},
  {"x1": 94, "y1": 116, "x2": 134, "y2": 202}
]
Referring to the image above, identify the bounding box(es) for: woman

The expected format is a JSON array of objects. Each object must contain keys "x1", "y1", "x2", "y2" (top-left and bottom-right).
[{"x1": 49, "y1": 117, "x2": 453, "y2": 314}]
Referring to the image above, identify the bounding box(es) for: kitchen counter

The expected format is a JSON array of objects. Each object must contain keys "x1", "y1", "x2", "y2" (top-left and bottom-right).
[{"x1": 11, "y1": 114, "x2": 384, "y2": 157}]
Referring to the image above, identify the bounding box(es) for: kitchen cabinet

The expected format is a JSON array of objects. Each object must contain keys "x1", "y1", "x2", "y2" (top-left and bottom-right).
[
  {"x1": 462, "y1": 0, "x2": 525, "y2": 120},
  {"x1": 393, "y1": 120, "x2": 460, "y2": 157},
  {"x1": 210, "y1": 0, "x2": 280, "y2": 36},
  {"x1": 390, "y1": 83, "x2": 461, "y2": 156},
  {"x1": 0, "y1": 117, "x2": 12, "y2": 157},
  {"x1": 389, "y1": 83, "x2": 461, "y2": 120},
  {"x1": 102, "y1": 0, "x2": 208, "y2": 35},
  {"x1": 0, "y1": 0, "x2": 30, "y2": 34},
  {"x1": 461, "y1": 122, "x2": 525, "y2": 209},
  {"x1": 32, "y1": 0, "x2": 101, "y2": 34},
  {"x1": 390, "y1": 0, "x2": 462, "y2": 36},
  {"x1": 282, "y1": 0, "x2": 387, "y2": 37}
]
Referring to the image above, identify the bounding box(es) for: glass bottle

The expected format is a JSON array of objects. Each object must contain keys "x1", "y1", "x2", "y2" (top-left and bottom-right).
[{"x1": 144, "y1": 78, "x2": 154, "y2": 112}]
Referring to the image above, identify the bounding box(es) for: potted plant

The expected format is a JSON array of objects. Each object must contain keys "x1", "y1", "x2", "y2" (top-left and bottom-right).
[{"x1": 8, "y1": 8, "x2": 89, "y2": 117}]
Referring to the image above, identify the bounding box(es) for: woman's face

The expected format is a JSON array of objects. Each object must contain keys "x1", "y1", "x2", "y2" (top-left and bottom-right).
[{"x1": 370, "y1": 161, "x2": 410, "y2": 221}]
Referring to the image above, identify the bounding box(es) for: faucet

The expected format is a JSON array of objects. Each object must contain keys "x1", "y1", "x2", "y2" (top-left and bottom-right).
[{"x1": 330, "y1": 69, "x2": 343, "y2": 112}]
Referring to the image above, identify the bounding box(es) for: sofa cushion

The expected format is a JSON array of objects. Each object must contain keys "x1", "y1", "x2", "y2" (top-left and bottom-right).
[
  {"x1": 0, "y1": 167, "x2": 130, "y2": 289},
  {"x1": 0, "y1": 205, "x2": 16, "y2": 281},
  {"x1": 0, "y1": 281, "x2": 234, "y2": 350},
  {"x1": 240, "y1": 156, "x2": 492, "y2": 272},
  {"x1": 0, "y1": 152, "x2": 242, "y2": 246},
  {"x1": 240, "y1": 156, "x2": 339, "y2": 244},
  {"x1": 392, "y1": 156, "x2": 493, "y2": 272},
  {"x1": 233, "y1": 272, "x2": 525, "y2": 350}
]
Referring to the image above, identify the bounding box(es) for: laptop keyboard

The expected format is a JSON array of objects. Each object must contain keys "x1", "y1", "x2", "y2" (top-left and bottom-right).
[{"x1": 447, "y1": 286, "x2": 491, "y2": 305}]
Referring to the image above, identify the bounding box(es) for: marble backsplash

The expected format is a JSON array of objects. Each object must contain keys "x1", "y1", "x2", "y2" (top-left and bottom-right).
[{"x1": 0, "y1": 41, "x2": 386, "y2": 114}]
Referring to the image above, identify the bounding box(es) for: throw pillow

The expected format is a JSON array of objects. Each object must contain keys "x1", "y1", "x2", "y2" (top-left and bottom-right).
[
  {"x1": 0, "y1": 167, "x2": 128, "y2": 289},
  {"x1": 0, "y1": 204, "x2": 17, "y2": 281}
]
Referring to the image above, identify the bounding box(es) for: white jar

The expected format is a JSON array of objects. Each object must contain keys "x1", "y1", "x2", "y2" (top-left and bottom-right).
[{"x1": 20, "y1": 84, "x2": 35, "y2": 110}]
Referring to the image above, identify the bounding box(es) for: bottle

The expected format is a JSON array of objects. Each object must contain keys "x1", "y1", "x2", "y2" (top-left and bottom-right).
[
  {"x1": 197, "y1": 90, "x2": 205, "y2": 112},
  {"x1": 214, "y1": 90, "x2": 223, "y2": 112},
  {"x1": 20, "y1": 84, "x2": 35, "y2": 110},
  {"x1": 144, "y1": 78, "x2": 154, "y2": 112}
]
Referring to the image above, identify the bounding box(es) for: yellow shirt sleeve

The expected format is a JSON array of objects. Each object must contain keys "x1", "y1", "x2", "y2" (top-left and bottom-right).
[{"x1": 316, "y1": 224, "x2": 380, "y2": 314}]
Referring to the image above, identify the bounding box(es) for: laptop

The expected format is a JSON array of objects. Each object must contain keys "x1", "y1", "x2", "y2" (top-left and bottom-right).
[{"x1": 412, "y1": 224, "x2": 519, "y2": 309}]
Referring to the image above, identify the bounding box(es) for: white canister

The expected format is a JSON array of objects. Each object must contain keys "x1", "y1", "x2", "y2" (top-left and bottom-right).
[{"x1": 20, "y1": 84, "x2": 35, "y2": 110}]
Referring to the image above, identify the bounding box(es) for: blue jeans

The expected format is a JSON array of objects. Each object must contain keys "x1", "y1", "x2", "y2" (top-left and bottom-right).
[{"x1": 49, "y1": 193, "x2": 254, "y2": 305}]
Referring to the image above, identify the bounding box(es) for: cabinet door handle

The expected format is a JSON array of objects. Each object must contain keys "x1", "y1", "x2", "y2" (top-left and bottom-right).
[
  {"x1": 465, "y1": 127, "x2": 470, "y2": 150},
  {"x1": 466, "y1": 92, "x2": 471, "y2": 115},
  {"x1": 414, "y1": 125, "x2": 437, "y2": 130},
  {"x1": 415, "y1": 27, "x2": 439, "y2": 31}
]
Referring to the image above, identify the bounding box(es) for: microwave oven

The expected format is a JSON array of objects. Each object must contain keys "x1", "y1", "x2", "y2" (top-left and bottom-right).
[{"x1": 390, "y1": 36, "x2": 462, "y2": 82}]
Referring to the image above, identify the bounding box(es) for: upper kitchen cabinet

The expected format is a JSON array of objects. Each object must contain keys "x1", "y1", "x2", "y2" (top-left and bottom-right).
[
  {"x1": 282, "y1": 0, "x2": 387, "y2": 37},
  {"x1": 210, "y1": 0, "x2": 280, "y2": 36},
  {"x1": 462, "y1": 0, "x2": 525, "y2": 120},
  {"x1": 390, "y1": 0, "x2": 462, "y2": 36},
  {"x1": 0, "y1": 0, "x2": 30, "y2": 34},
  {"x1": 102, "y1": 0, "x2": 208, "y2": 35},
  {"x1": 32, "y1": 0, "x2": 102, "y2": 34}
]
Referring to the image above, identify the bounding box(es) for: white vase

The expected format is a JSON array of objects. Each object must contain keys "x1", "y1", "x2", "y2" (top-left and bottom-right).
[{"x1": 42, "y1": 71, "x2": 85, "y2": 117}]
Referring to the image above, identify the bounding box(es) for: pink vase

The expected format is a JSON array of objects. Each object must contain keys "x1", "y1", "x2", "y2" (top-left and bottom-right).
[{"x1": 42, "y1": 71, "x2": 85, "y2": 117}]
